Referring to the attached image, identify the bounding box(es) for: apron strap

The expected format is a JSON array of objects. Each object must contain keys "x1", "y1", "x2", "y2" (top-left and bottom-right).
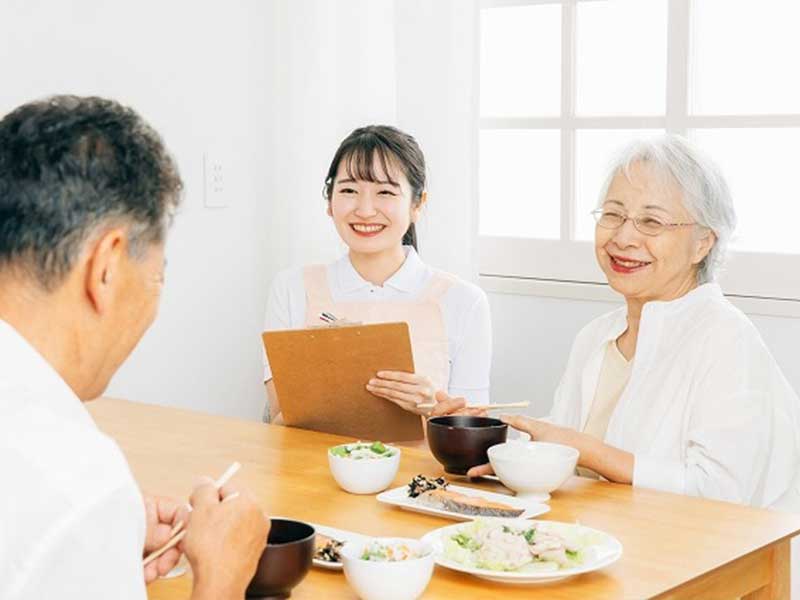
[
  {"x1": 303, "y1": 265, "x2": 335, "y2": 307},
  {"x1": 419, "y1": 270, "x2": 457, "y2": 304}
]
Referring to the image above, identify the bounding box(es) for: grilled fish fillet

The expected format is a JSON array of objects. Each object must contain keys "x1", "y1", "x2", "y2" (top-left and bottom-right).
[{"x1": 417, "y1": 488, "x2": 524, "y2": 517}]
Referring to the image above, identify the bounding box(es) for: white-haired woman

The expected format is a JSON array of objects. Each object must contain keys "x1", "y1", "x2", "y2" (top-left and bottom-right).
[{"x1": 455, "y1": 135, "x2": 800, "y2": 516}]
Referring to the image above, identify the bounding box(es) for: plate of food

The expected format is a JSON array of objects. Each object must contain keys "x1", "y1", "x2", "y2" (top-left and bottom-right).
[
  {"x1": 376, "y1": 475, "x2": 550, "y2": 521},
  {"x1": 310, "y1": 523, "x2": 371, "y2": 570},
  {"x1": 421, "y1": 518, "x2": 623, "y2": 584}
]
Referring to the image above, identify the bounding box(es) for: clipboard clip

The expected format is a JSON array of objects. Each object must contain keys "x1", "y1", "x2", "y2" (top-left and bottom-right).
[{"x1": 317, "y1": 312, "x2": 363, "y2": 328}]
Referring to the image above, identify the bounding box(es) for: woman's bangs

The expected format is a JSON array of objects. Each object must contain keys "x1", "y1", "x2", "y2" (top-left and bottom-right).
[{"x1": 341, "y1": 143, "x2": 399, "y2": 186}]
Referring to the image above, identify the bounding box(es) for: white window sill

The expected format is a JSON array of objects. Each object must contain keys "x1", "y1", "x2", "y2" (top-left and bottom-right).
[{"x1": 479, "y1": 275, "x2": 800, "y2": 319}]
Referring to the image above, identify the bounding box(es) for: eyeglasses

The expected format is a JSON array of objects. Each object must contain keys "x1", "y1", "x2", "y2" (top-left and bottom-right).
[{"x1": 591, "y1": 209, "x2": 696, "y2": 237}]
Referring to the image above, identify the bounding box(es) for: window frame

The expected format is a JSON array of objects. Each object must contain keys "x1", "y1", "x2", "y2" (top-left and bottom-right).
[{"x1": 477, "y1": 0, "x2": 800, "y2": 315}]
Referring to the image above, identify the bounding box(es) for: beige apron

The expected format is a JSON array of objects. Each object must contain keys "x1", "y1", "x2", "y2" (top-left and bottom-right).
[{"x1": 303, "y1": 265, "x2": 453, "y2": 437}]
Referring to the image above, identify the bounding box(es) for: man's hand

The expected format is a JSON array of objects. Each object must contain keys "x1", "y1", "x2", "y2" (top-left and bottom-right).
[
  {"x1": 143, "y1": 495, "x2": 187, "y2": 583},
  {"x1": 182, "y1": 479, "x2": 270, "y2": 598}
]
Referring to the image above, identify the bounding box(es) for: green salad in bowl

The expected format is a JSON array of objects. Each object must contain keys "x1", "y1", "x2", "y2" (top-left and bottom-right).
[
  {"x1": 329, "y1": 441, "x2": 397, "y2": 460},
  {"x1": 328, "y1": 441, "x2": 401, "y2": 494}
]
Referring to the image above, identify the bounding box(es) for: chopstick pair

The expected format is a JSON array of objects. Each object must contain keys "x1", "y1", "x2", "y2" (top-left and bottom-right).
[
  {"x1": 417, "y1": 401, "x2": 530, "y2": 411},
  {"x1": 319, "y1": 312, "x2": 338, "y2": 324},
  {"x1": 142, "y1": 461, "x2": 242, "y2": 567}
]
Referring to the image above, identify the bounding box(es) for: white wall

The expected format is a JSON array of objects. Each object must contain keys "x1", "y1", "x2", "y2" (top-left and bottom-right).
[
  {"x1": 1, "y1": 0, "x2": 279, "y2": 419},
  {"x1": 394, "y1": 0, "x2": 479, "y2": 281},
  {"x1": 267, "y1": 0, "x2": 399, "y2": 273}
]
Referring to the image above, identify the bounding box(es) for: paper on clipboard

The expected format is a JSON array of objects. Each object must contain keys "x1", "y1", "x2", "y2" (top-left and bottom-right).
[{"x1": 262, "y1": 322, "x2": 424, "y2": 442}]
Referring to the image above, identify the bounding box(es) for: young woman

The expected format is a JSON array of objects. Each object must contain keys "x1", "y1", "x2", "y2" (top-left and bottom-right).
[{"x1": 262, "y1": 125, "x2": 491, "y2": 429}]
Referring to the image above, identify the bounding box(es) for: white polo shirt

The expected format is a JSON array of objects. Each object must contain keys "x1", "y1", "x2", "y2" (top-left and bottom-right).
[
  {"x1": 263, "y1": 248, "x2": 492, "y2": 404},
  {"x1": 0, "y1": 319, "x2": 146, "y2": 600}
]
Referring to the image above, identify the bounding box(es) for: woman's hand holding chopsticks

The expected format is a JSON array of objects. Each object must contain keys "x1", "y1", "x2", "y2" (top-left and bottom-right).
[{"x1": 426, "y1": 390, "x2": 489, "y2": 418}]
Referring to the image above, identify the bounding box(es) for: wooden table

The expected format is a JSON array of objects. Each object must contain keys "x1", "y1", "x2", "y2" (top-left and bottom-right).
[{"x1": 88, "y1": 398, "x2": 800, "y2": 599}]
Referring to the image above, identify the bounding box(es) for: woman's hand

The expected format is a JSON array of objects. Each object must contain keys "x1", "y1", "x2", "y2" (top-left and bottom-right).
[
  {"x1": 465, "y1": 415, "x2": 579, "y2": 479},
  {"x1": 429, "y1": 390, "x2": 488, "y2": 418},
  {"x1": 468, "y1": 414, "x2": 633, "y2": 484},
  {"x1": 366, "y1": 371, "x2": 436, "y2": 415},
  {"x1": 499, "y1": 414, "x2": 579, "y2": 446}
]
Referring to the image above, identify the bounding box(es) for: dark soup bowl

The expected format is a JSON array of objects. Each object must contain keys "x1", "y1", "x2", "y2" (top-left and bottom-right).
[
  {"x1": 426, "y1": 416, "x2": 508, "y2": 475},
  {"x1": 246, "y1": 518, "x2": 315, "y2": 600}
]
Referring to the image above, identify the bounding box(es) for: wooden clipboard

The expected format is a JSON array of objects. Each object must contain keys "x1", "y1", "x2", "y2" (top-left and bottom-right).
[{"x1": 262, "y1": 322, "x2": 424, "y2": 441}]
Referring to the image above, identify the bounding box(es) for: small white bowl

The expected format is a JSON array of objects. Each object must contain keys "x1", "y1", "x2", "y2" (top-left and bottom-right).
[
  {"x1": 341, "y1": 538, "x2": 434, "y2": 600},
  {"x1": 328, "y1": 444, "x2": 401, "y2": 494},
  {"x1": 488, "y1": 441, "x2": 579, "y2": 502}
]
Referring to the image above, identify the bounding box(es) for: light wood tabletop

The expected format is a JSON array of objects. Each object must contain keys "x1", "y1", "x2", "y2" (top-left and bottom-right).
[{"x1": 88, "y1": 397, "x2": 800, "y2": 600}]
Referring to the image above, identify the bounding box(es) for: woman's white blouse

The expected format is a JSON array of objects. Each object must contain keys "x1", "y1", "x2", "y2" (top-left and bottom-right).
[
  {"x1": 550, "y1": 283, "x2": 800, "y2": 510},
  {"x1": 262, "y1": 248, "x2": 492, "y2": 404}
]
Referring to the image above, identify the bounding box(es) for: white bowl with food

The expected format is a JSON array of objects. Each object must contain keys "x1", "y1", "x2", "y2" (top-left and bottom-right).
[
  {"x1": 341, "y1": 538, "x2": 434, "y2": 600},
  {"x1": 328, "y1": 441, "x2": 401, "y2": 494},
  {"x1": 488, "y1": 441, "x2": 579, "y2": 502}
]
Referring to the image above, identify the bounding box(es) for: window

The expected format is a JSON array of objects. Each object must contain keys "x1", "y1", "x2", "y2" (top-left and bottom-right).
[{"x1": 478, "y1": 0, "x2": 800, "y2": 307}]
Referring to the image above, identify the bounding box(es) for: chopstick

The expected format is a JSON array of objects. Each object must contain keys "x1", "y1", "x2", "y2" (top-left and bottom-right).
[
  {"x1": 142, "y1": 462, "x2": 242, "y2": 567},
  {"x1": 417, "y1": 401, "x2": 530, "y2": 411}
]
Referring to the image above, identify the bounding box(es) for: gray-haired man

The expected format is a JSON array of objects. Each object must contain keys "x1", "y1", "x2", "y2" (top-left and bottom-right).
[{"x1": 0, "y1": 96, "x2": 268, "y2": 599}]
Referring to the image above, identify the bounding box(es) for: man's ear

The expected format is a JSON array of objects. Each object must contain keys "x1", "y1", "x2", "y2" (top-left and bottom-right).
[
  {"x1": 85, "y1": 228, "x2": 126, "y2": 315},
  {"x1": 411, "y1": 191, "x2": 427, "y2": 223}
]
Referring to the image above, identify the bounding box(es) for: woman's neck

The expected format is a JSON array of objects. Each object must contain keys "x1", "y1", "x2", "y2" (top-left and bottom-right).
[
  {"x1": 348, "y1": 245, "x2": 407, "y2": 286},
  {"x1": 617, "y1": 303, "x2": 642, "y2": 361},
  {"x1": 618, "y1": 275, "x2": 700, "y2": 360}
]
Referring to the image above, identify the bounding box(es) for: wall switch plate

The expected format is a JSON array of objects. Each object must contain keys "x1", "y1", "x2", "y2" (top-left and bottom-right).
[{"x1": 203, "y1": 152, "x2": 227, "y2": 208}]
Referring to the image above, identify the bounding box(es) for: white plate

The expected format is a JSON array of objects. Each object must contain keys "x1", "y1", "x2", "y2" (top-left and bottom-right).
[
  {"x1": 421, "y1": 519, "x2": 623, "y2": 584},
  {"x1": 309, "y1": 523, "x2": 371, "y2": 571},
  {"x1": 376, "y1": 484, "x2": 550, "y2": 521}
]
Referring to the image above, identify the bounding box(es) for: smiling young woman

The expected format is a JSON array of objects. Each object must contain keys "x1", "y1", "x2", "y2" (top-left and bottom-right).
[{"x1": 261, "y1": 126, "x2": 492, "y2": 437}]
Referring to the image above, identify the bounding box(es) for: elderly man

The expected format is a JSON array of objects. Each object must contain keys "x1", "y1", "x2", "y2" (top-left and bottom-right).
[{"x1": 0, "y1": 96, "x2": 269, "y2": 599}]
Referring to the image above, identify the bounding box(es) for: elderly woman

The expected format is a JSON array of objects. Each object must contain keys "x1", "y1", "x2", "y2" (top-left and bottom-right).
[{"x1": 443, "y1": 135, "x2": 800, "y2": 513}]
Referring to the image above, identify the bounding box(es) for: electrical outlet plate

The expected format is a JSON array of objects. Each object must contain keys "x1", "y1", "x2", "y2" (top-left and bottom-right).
[{"x1": 203, "y1": 152, "x2": 227, "y2": 208}]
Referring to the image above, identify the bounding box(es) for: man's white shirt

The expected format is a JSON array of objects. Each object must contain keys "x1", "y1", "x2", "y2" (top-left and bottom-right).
[{"x1": 0, "y1": 319, "x2": 146, "y2": 600}]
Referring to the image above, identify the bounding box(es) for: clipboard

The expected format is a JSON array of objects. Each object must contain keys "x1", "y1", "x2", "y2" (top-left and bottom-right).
[{"x1": 262, "y1": 322, "x2": 424, "y2": 441}]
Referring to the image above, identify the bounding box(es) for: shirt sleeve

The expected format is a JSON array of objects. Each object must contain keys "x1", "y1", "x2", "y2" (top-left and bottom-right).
[
  {"x1": 9, "y1": 485, "x2": 146, "y2": 600},
  {"x1": 633, "y1": 332, "x2": 777, "y2": 505},
  {"x1": 447, "y1": 288, "x2": 492, "y2": 405},
  {"x1": 262, "y1": 269, "x2": 298, "y2": 382}
]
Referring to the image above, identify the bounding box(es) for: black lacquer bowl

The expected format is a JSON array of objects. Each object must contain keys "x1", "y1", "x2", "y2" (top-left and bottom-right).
[
  {"x1": 246, "y1": 519, "x2": 315, "y2": 599},
  {"x1": 426, "y1": 415, "x2": 508, "y2": 475}
]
